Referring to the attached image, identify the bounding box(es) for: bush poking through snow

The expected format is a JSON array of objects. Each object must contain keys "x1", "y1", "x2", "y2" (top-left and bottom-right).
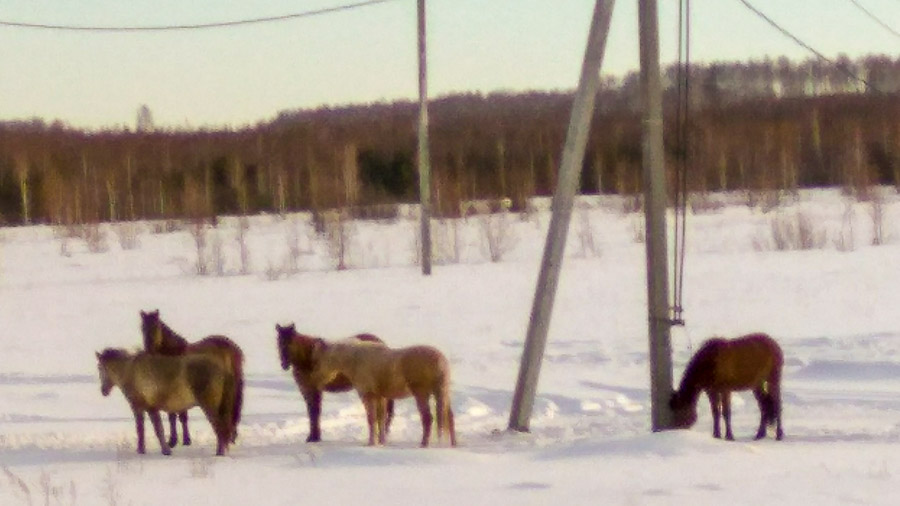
[
  {"x1": 870, "y1": 189, "x2": 886, "y2": 246},
  {"x1": 574, "y1": 206, "x2": 602, "y2": 258},
  {"x1": 432, "y1": 218, "x2": 462, "y2": 265},
  {"x1": 767, "y1": 210, "x2": 827, "y2": 251},
  {"x1": 479, "y1": 211, "x2": 517, "y2": 263},
  {"x1": 320, "y1": 209, "x2": 354, "y2": 270},
  {"x1": 235, "y1": 217, "x2": 251, "y2": 275},
  {"x1": 114, "y1": 222, "x2": 141, "y2": 250}
]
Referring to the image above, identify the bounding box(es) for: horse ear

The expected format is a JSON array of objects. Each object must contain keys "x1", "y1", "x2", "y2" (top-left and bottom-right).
[
  {"x1": 140, "y1": 310, "x2": 146, "y2": 317},
  {"x1": 95, "y1": 351, "x2": 101, "y2": 360},
  {"x1": 311, "y1": 339, "x2": 326, "y2": 359},
  {"x1": 275, "y1": 324, "x2": 283, "y2": 332}
]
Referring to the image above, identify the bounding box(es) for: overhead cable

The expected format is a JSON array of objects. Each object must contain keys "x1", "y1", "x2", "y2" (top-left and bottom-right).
[
  {"x1": 0, "y1": 0, "x2": 398, "y2": 32},
  {"x1": 737, "y1": 0, "x2": 875, "y2": 90},
  {"x1": 848, "y1": 0, "x2": 900, "y2": 41}
]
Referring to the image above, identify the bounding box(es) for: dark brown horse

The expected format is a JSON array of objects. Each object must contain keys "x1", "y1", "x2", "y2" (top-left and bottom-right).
[
  {"x1": 96, "y1": 348, "x2": 238, "y2": 456},
  {"x1": 670, "y1": 332, "x2": 784, "y2": 441},
  {"x1": 275, "y1": 323, "x2": 394, "y2": 442},
  {"x1": 140, "y1": 310, "x2": 244, "y2": 447}
]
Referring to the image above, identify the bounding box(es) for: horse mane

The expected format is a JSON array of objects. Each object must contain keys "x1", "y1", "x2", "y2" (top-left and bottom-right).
[
  {"x1": 142, "y1": 310, "x2": 189, "y2": 354},
  {"x1": 97, "y1": 348, "x2": 133, "y2": 362},
  {"x1": 675, "y1": 338, "x2": 727, "y2": 404},
  {"x1": 157, "y1": 319, "x2": 189, "y2": 352}
]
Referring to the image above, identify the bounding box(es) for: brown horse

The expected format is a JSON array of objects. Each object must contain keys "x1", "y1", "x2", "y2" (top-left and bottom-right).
[
  {"x1": 309, "y1": 341, "x2": 456, "y2": 448},
  {"x1": 275, "y1": 323, "x2": 394, "y2": 442},
  {"x1": 96, "y1": 348, "x2": 238, "y2": 456},
  {"x1": 670, "y1": 332, "x2": 784, "y2": 441},
  {"x1": 140, "y1": 310, "x2": 244, "y2": 447}
]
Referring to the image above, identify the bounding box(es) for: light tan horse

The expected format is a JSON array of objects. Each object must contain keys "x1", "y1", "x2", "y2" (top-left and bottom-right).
[
  {"x1": 309, "y1": 342, "x2": 456, "y2": 448},
  {"x1": 275, "y1": 323, "x2": 394, "y2": 442},
  {"x1": 96, "y1": 348, "x2": 238, "y2": 456},
  {"x1": 670, "y1": 333, "x2": 784, "y2": 441}
]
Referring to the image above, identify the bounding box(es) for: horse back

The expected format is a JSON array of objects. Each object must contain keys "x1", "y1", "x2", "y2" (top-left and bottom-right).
[
  {"x1": 188, "y1": 335, "x2": 244, "y2": 371},
  {"x1": 129, "y1": 354, "x2": 224, "y2": 413},
  {"x1": 397, "y1": 346, "x2": 450, "y2": 386},
  {"x1": 715, "y1": 333, "x2": 783, "y2": 389}
]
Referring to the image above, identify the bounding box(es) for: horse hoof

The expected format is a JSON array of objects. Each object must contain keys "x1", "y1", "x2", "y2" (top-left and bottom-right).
[
  {"x1": 162, "y1": 449, "x2": 172, "y2": 456},
  {"x1": 183, "y1": 440, "x2": 192, "y2": 446},
  {"x1": 306, "y1": 435, "x2": 321, "y2": 443},
  {"x1": 168, "y1": 439, "x2": 178, "y2": 448}
]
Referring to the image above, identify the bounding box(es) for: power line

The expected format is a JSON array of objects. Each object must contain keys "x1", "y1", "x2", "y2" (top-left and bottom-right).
[
  {"x1": 848, "y1": 0, "x2": 900, "y2": 40},
  {"x1": 0, "y1": 0, "x2": 398, "y2": 32},
  {"x1": 737, "y1": 0, "x2": 874, "y2": 90}
]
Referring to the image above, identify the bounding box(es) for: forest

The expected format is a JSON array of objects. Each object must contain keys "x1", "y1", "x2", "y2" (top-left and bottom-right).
[{"x1": 1, "y1": 54, "x2": 899, "y2": 226}]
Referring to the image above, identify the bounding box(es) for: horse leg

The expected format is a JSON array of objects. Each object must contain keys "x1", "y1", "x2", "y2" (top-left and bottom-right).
[
  {"x1": 148, "y1": 410, "x2": 172, "y2": 456},
  {"x1": 167, "y1": 412, "x2": 178, "y2": 448},
  {"x1": 180, "y1": 411, "x2": 192, "y2": 446},
  {"x1": 199, "y1": 405, "x2": 228, "y2": 456},
  {"x1": 414, "y1": 393, "x2": 434, "y2": 448},
  {"x1": 361, "y1": 394, "x2": 378, "y2": 446},
  {"x1": 303, "y1": 389, "x2": 323, "y2": 443},
  {"x1": 448, "y1": 408, "x2": 457, "y2": 447},
  {"x1": 375, "y1": 398, "x2": 388, "y2": 445},
  {"x1": 770, "y1": 379, "x2": 784, "y2": 441},
  {"x1": 721, "y1": 392, "x2": 734, "y2": 441},
  {"x1": 133, "y1": 410, "x2": 146, "y2": 454},
  {"x1": 385, "y1": 399, "x2": 395, "y2": 435},
  {"x1": 752, "y1": 387, "x2": 768, "y2": 440},
  {"x1": 434, "y1": 387, "x2": 446, "y2": 443},
  {"x1": 707, "y1": 391, "x2": 721, "y2": 439}
]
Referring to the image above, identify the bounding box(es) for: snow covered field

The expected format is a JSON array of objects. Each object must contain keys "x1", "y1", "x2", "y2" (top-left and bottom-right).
[{"x1": 2, "y1": 189, "x2": 900, "y2": 505}]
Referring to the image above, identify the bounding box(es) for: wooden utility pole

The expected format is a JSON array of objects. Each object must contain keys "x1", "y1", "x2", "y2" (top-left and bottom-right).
[
  {"x1": 639, "y1": 0, "x2": 675, "y2": 431},
  {"x1": 417, "y1": 0, "x2": 433, "y2": 275},
  {"x1": 508, "y1": 0, "x2": 615, "y2": 432}
]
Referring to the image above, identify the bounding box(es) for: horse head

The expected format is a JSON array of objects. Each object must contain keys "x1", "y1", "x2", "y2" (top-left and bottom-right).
[
  {"x1": 275, "y1": 323, "x2": 297, "y2": 371},
  {"x1": 96, "y1": 348, "x2": 128, "y2": 396},
  {"x1": 669, "y1": 390, "x2": 698, "y2": 428},
  {"x1": 140, "y1": 309, "x2": 164, "y2": 351}
]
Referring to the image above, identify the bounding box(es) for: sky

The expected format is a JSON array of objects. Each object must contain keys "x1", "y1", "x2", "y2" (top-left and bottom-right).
[{"x1": 0, "y1": 0, "x2": 898, "y2": 130}]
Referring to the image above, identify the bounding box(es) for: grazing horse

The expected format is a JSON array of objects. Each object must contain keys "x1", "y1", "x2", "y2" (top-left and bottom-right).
[
  {"x1": 140, "y1": 310, "x2": 244, "y2": 447},
  {"x1": 309, "y1": 341, "x2": 456, "y2": 448},
  {"x1": 275, "y1": 323, "x2": 394, "y2": 442},
  {"x1": 96, "y1": 348, "x2": 238, "y2": 456},
  {"x1": 669, "y1": 332, "x2": 784, "y2": 441}
]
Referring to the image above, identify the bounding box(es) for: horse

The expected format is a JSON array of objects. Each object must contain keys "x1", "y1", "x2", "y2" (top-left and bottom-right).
[
  {"x1": 275, "y1": 323, "x2": 394, "y2": 442},
  {"x1": 308, "y1": 340, "x2": 456, "y2": 448},
  {"x1": 669, "y1": 332, "x2": 784, "y2": 441},
  {"x1": 96, "y1": 348, "x2": 238, "y2": 456},
  {"x1": 140, "y1": 309, "x2": 244, "y2": 447}
]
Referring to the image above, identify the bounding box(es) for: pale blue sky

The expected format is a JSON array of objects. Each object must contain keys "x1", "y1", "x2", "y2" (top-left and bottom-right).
[{"x1": 0, "y1": 0, "x2": 897, "y2": 129}]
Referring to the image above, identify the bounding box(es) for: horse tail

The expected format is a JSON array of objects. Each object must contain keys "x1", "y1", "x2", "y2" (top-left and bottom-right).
[
  {"x1": 218, "y1": 368, "x2": 238, "y2": 447},
  {"x1": 229, "y1": 345, "x2": 245, "y2": 439},
  {"x1": 760, "y1": 392, "x2": 777, "y2": 427},
  {"x1": 435, "y1": 367, "x2": 456, "y2": 447}
]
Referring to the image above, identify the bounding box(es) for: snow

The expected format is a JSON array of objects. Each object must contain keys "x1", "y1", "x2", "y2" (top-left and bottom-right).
[{"x1": 2, "y1": 189, "x2": 900, "y2": 505}]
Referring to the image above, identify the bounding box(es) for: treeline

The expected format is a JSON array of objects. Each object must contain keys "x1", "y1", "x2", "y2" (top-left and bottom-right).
[{"x1": 1, "y1": 55, "x2": 899, "y2": 226}]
